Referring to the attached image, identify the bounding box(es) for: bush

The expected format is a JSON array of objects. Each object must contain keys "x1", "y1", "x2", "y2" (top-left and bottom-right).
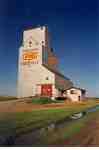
[{"x1": 32, "y1": 97, "x2": 53, "y2": 104}]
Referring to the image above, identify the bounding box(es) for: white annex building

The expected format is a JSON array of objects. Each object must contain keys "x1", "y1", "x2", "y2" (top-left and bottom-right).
[
  {"x1": 66, "y1": 87, "x2": 86, "y2": 102},
  {"x1": 17, "y1": 26, "x2": 85, "y2": 101}
]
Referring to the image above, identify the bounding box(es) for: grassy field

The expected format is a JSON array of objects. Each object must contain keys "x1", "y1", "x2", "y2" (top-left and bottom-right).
[
  {"x1": 0, "y1": 100, "x2": 99, "y2": 145},
  {"x1": 1, "y1": 100, "x2": 98, "y2": 136},
  {"x1": 15, "y1": 101, "x2": 99, "y2": 135},
  {"x1": 36, "y1": 110, "x2": 99, "y2": 146}
]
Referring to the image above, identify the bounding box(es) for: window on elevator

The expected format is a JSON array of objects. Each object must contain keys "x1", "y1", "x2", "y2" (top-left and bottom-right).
[{"x1": 46, "y1": 77, "x2": 49, "y2": 80}]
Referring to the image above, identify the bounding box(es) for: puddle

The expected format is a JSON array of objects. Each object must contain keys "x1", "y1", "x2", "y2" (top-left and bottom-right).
[
  {"x1": 87, "y1": 105, "x2": 99, "y2": 113},
  {"x1": 70, "y1": 112, "x2": 86, "y2": 120}
]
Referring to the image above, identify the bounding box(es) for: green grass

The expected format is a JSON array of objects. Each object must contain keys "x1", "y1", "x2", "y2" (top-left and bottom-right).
[
  {"x1": 0, "y1": 100, "x2": 99, "y2": 141},
  {"x1": 37, "y1": 110, "x2": 99, "y2": 146},
  {"x1": 15, "y1": 101, "x2": 99, "y2": 135},
  {"x1": 0, "y1": 113, "x2": 15, "y2": 137},
  {"x1": 32, "y1": 97, "x2": 64, "y2": 104},
  {"x1": 32, "y1": 97, "x2": 53, "y2": 104}
]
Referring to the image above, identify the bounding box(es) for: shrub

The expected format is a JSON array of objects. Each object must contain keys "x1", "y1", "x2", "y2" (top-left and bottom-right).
[{"x1": 32, "y1": 97, "x2": 53, "y2": 104}]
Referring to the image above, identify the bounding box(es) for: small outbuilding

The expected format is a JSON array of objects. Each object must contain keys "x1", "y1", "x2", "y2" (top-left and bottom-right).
[{"x1": 66, "y1": 87, "x2": 86, "y2": 102}]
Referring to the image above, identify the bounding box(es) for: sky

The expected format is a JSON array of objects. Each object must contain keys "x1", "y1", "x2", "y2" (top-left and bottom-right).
[{"x1": 0, "y1": 0, "x2": 98, "y2": 97}]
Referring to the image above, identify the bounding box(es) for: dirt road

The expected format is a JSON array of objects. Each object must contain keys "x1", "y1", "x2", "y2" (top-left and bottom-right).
[
  {"x1": 0, "y1": 100, "x2": 73, "y2": 112},
  {"x1": 0, "y1": 99, "x2": 99, "y2": 113}
]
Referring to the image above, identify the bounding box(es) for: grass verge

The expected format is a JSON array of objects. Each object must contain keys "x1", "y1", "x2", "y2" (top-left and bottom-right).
[
  {"x1": 0, "y1": 100, "x2": 99, "y2": 141},
  {"x1": 15, "y1": 101, "x2": 99, "y2": 135},
  {"x1": 37, "y1": 110, "x2": 99, "y2": 146}
]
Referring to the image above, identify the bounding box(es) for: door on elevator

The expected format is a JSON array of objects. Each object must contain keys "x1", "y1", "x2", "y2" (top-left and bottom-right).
[{"x1": 41, "y1": 84, "x2": 52, "y2": 97}]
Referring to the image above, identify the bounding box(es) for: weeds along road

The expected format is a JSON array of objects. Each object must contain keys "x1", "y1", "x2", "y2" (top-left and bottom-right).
[
  {"x1": 61, "y1": 111, "x2": 99, "y2": 147},
  {"x1": 84, "y1": 117, "x2": 99, "y2": 146},
  {"x1": 77, "y1": 115, "x2": 99, "y2": 146},
  {"x1": 13, "y1": 110, "x2": 99, "y2": 146},
  {"x1": 0, "y1": 99, "x2": 99, "y2": 146}
]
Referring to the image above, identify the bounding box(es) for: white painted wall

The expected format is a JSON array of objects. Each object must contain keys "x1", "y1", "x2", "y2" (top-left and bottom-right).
[
  {"x1": 52, "y1": 85, "x2": 59, "y2": 97},
  {"x1": 17, "y1": 62, "x2": 55, "y2": 98},
  {"x1": 17, "y1": 26, "x2": 48, "y2": 98}
]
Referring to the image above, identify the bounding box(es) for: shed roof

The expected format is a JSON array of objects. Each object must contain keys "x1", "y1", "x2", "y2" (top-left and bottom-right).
[{"x1": 66, "y1": 87, "x2": 86, "y2": 93}]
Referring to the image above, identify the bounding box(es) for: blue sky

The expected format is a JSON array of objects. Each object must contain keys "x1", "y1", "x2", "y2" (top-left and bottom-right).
[{"x1": 0, "y1": 0, "x2": 98, "y2": 97}]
